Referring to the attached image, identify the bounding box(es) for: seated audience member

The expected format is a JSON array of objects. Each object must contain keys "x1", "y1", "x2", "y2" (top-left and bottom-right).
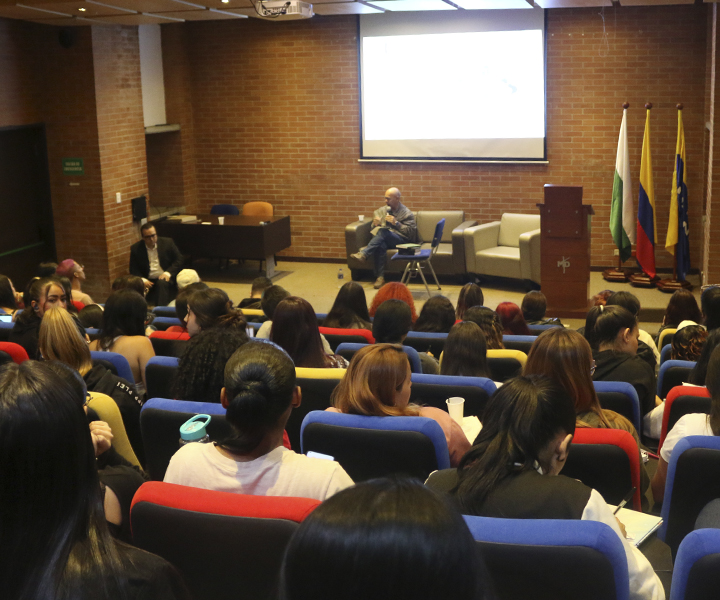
[
  {"x1": 281, "y1": 478, "x2": 490, "y2": 600},
  {"x1": 167, "y1": 269, "x2": 201, "y2": 308},
  {"x1": 427, "y1": 376, "x2": 664, "y2": 600},
  {"x1": 588, "y1": 305, "x2": 658, "y2": 418},
  {"x1": 56, "y1": 259, "x2": 94, "y2": 306},
  {"x1": 0, "y1": 360, "x2": 189, "y2": 600},
  {"x1": 0, "y1": 274, "x2": 21, "y2": 317},
  {"x1": 57, "y1": 276, "x2": 80, "y2": 313},
  {"x1": 173, "y1": 327, "x2": 249, "y2": 403},
  {"x1": 323, "y1": 281, "x2": 372, "y2": 330},
  {"x1": 78, "y1": 303, "x2": 104, "y2": 330},
  {"x1": 329, "y1": 344, "x2": 469, "y2": 466},
  {"x1": 256, "y1": 285, "x2": 291, "y2": 339},
  {"x1": 185, "y1": 287, "x2": 247, "y2": 337},
  {"x1": 413, "y1": 296, "x2": 455, "y2": 334},
  {"x1": 462, "y1": 306, "x2": 505, "y2": 350},
  {"x1": 689, "y1": 328, "x2": 720, "y2": 385},
  {"x1": 606, "y1": 291, "x2": 660, "y2": 367},
  {"x1": 90, "y1": 290, "x2": 155, "y2": 397},
  {"x1": 168, "y1": 281, "x2": 208, "y2": 334},
  {"x1": 369, "y1": 282, "x2": 418, "y2": 323},
  {"x1": 373, "y1": 300, "x2": 439, "y2": 374},
  {"x1": 239, "y1": 276, "x2": 273, "y2": 310},
  {"x1": 496, "y1": 301, "x2": 531, "y2": 336},
  {"x1": 656, "y1": 288, "x2": 703, "y2": 343},
  {"x1": 521, "y1": 290, "x2": 562, "y2": 326},
  {"x1": 164, "y1": 342, "x2": 353, "y2": 500},
  {"x1": 39, "y1": 306, "x2": 145, "y2": 464},
  {"x1": 36, "y1": 261, "x2": 58, "y2": 277},
  {"x1": 10, "y1": 277, "x2": 67, "y2": 360},
  {"x1": 670, "y1": 324, "x2": 707, "y2": 362},
  {"x1": 112, "y1": 274, "x2": 147, "y2": 297},
  {"x1": 652, "y1": 345, "x2": 720, "y2": 503},
  {"x1": 440, "y1": 321, "x2": 492, "y2": 380},
  {"x1": 702, "y1": 286, "x2": 720, "y2": 332},
  {"x1": 271, "y1": 297, "x2": 348, "y2": 369},
  {"x1": 455, "y1": 283, "x2": 484, "y2": 321},
  {"x1": 129, "y1": 222, "x2": 183, "y2": 307}
]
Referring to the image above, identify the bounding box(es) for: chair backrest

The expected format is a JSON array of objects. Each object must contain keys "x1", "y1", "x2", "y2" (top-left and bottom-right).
[
  {"x1": 0, "y1": 341, "x2": 28, "y2": 364},
  {"x1": 593, "y1": 381, "x2": 642, "y2": 435},
  {"x1": 300, "y1": 410, "x2": 450, "y2": 482},
  {"x1": 658, "y1": 360, "x2": 697, "y2": 399},
  {"x1": 336, "y1": 342, "x2": 422, "y2": 374},
  {"x1": 140, "y1": 398, "x2": 231, "y2": 481},
  {"x1": 430, "y1": 218, "x2": 445, "y2": 250},
  {"x1": 486, "y1": 349, "x2": 527, "y2": 382},
  {"x1": 318, "y1": 327, "x2": 373, "y2": 352},
  {"x1": 131, "y1": 481, "x2": 319, "y2": 600},
  {"x1": 87, "y1": 393, "x2": 140, "y2": 467},
  {"x1": 149, "y1": 333, "x2": 189, "y2": 358},
  {"x1": 416, "y1": 210, "x2": 463, "y2": 243},
  {"x1": 0, "y1": 320, "x2": 13, "y2": 342},
  {"x1": 498, "y1": 213, "x2": 541, "y2": 248},
  {"x1": 658, "y1": 328, "x2": 677, "y2": 349},
  {"x1": 659, "y1": 386, "x2": 712, "y2": 453},
  {"x1": 152, "y1": 316, "x2": 184, "y2": 331},
  {"x1": 242, "y1": 201, "x2": 273, "y2": 217},
  {"x1": 464, "y1": 516, "x2": 630, "y2": 600},
  {"x1": 210, "y1": 204, "x2": 240, "y2": 215},
  {"x1": 670, "y1": 528, "x2": 720, "y2": 600},
  {"x1": 404, "y1": 331, "x2": 447, "y2": 357},
  {"x1": 660, "y1": 344, "x2": 672, "y2": 365},
  {"x1": 502, "y1": 334, "x2": 536, "y2": 354},
  {"x1": 660, "y1": 435, "x2": 720, "y2": 557},
  {"x1": 90, "y1": 351, "x2": 135, "y2": 383},
  {"x1": 151, "y1": 306, "x2": 179, "y2": 317},
  {"x1": 410, "y1": 372, "x2": 496, "y2": 421},
  {"x1": 528, "y1": 323, "x2": 562, "y2": 336},
  {"x1": 146, "y1": 356, "x2": 181, "y2": 400},
  {"x1": 287, "y1": 372, "x2": 344, "y2": 451},
  {"x1": 562, "y1": 428, "x2": 641, "y2": 510}
]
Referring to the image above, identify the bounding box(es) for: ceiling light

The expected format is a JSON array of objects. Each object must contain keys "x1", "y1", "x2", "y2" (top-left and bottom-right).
[{"x1": 78, "y1": 6, "x2": 86, "y2": 10}]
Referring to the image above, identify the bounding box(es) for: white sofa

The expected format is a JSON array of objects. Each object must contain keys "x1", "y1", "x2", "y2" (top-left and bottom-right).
[{"x1": 463, "y1": 213, "x2": 541, "y2": 286}]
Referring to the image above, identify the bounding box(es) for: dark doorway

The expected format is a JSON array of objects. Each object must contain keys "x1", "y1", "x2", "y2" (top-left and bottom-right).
[{"x1": 0, "y1": 124, "x2": 55, "y2": 289}]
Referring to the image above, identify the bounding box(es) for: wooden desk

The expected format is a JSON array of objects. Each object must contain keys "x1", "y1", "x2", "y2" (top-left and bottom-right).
[{"x1": 156, "y1": 215, "x2": 291, "y2": 278}]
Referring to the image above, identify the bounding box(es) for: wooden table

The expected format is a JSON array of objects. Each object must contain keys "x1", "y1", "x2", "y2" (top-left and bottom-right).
[{"x1": 156, "y1": 215, "x2": 291, "y2": 278}]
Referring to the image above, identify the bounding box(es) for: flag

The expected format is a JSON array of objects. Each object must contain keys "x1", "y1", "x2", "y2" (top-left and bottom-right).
[
  {"x1": 636, "y1": 108, "x2": 656, "y2": 278},
  {"x1": 665, "y1": 109, "x2": 690, "y2": 281},
  {"x1": 611, "y1": 108, "x2": 635, "y2": 262}
]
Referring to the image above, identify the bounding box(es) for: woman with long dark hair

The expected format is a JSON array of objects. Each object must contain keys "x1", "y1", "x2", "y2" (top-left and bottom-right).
[
  {"x1": 463, "y1": 306, "x2": 504, "y2": 350},
  {"x1": 323, "y1": 282, "x2": 372, "y2": 330},
  {"x1": 413, "y1": 296, "x2": 456, "y2": 334},
  {"x1": 185, "y1": 287, "x2": 246, "y2": 336},
  {"x1": 455, "y1": 283, "x2": 484, "y2": 321},
  {"x1": 440, "y1": 321, "x2": 491, "y2": 379}
]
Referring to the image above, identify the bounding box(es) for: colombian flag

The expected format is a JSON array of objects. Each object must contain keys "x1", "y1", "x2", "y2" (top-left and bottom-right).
[
  {"x1": 665, "y1": 109, "x2": 690, "y2": 281},
  {"x1": 636, "y1": 109, "x2": 656, "y2": 278},
  {"x1": 611, "y1": 107, "x2": 635, "y2": 262}
]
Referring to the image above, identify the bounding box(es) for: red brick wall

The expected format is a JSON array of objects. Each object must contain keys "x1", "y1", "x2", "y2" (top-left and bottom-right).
[{"x1": 162, "y1": 5, "x2": 708, "y2": 268}]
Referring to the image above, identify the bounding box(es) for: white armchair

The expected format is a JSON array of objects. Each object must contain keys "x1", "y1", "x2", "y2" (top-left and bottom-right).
[{"x1": 463, "y1": 213, "x2": 541, "y2": 286}]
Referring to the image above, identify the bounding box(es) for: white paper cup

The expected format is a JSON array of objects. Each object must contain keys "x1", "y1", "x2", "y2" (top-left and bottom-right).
[
  {"x1": 446, "y1": 397, "x2": 464, "y2": 425},
  {"x1": 358, "y1": 215, "x2": 365, "y2": 222},
  {"x1": 218, "y1": 216, "x2": 225, "y2": 225}
]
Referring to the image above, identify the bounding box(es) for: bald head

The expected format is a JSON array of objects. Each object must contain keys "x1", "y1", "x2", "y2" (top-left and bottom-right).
[{"x1": 385, "y1": 187, "x2": 401, "y2": 211}]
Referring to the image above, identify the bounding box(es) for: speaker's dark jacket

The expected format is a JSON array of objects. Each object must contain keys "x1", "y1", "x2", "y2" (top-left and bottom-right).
[{"x1": 129, "y1": 237, "x2": 183, "y2": 281}]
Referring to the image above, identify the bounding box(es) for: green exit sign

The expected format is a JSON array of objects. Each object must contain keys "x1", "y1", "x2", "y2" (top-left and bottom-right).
[{"x1": 62, "y1": 158, "x2": 84, "y2": 175}]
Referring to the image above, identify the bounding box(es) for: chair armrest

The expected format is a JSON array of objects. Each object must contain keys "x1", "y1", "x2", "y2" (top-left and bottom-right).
[
  {"x1": 463, "y1": 222, "x2": 500, "y2": 272},
  {"x1": 345, "y1": 219, "x2": 373, "y2": 258},
  {"x1": 451, "y1": 220, "x2": 478, "y2": 274},
  {"x1": 519, "y1": 229, "x2": 541, "y2": 284}
]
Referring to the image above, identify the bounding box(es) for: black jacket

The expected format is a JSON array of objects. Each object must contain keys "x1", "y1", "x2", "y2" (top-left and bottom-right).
[
  {"x1": 129, "y1": 237, "x2": 183, "y2": 281},
  {"x1": 8, "y1": 317, "x2": 41, "y2": 360},
  {"x1": 592, "y1": 349, "x2": 656, "y2": 416}
]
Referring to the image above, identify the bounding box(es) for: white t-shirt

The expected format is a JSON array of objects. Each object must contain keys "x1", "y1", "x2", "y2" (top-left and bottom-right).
[
  {"x1": 660, "y1": 413, "x2": 713, "y2": 463},
  {"x1": 638, "y1": 328, "x2": 661, "y2": 365},
  {"x1": 164, "y1": 443, "x2": 353, "y2": 501}
]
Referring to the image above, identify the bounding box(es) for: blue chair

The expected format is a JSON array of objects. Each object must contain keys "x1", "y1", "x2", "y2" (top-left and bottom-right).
[
  {"x1": 463, "y1": 516, "x2": 630, "y2": 600},
  {"x1": 152, "y1": 316, "x2": 184, "y2": 331},
  {"x1": 90, "y1": 350, "x2": 135, "y2": 383},
  {"x1": 528, "y1": 323, "x2": 562, "y2": 335},
  {"x1": 410, "y1": 372, "x2": 496, "y2": 420},
  {"x1": 152, "y1": 306, "x2": 179, "y2": 318},
  {"x1": 300, "y1": 410, "x2": 450, "y2": 482},
  {"x1": 404, "y1": 331, "x2": 447, "y2": 357},
  {"x1": 502, "y1": 334, "x2": 536, "y2": 354},
  {"x1": 660, "y1": 344, "x2": 672, "y2": 365},
  {"x1": 140, "y1": 398, "x2": 230, "y2": 481},
  {"x1": 658, "y1": 359, "x2": 696, "y2": 399},
  {"x1": 336, "y1": 342, "x2": 422, "y2": 374},
  {"x1": 247, "y1": 322, "x2": 262, "y2": 332},
  {"x1": 146, "y1": 356, "x2": 180, "y2": 400},
  {"x1": 659, "y1": 435, "x2": 720, "y2": 558},
  {"x1": 390, "y1": 218, "x2": 445, "y2": 295},
  {"x1": 210, "y1": 204, "x2": 240, "y2": 216},
  {"x1": 593, "y1": 381, "x2": 641, "y2": 435},
  {"x1": 670, "y1": 528, "x2": 720, "y2": 600}
]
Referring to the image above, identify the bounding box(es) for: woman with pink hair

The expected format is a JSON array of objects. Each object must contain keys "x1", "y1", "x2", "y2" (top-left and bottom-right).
[
  {"x1": 495, "y1": 302, "x2": 531, "y2": 336},
  {"x1": 369, "y1": 282, "x2": 418, "y2": 323}
]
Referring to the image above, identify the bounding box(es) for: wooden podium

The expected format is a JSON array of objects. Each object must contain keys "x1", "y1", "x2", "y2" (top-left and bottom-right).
[{"x1": 538, "y1": 185, "x2": 594, "y2": 319}]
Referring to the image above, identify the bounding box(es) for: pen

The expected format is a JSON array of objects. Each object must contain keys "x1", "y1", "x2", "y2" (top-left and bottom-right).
[{"x1": 613, "y1": 486, "x2": 637, "y2": 514}]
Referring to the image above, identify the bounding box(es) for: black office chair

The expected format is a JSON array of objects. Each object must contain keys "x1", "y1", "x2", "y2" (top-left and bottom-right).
[
  {"x1": 285, "y1": 376, "x2": 341, "y2": 451},
  {"x1": 145, "y1": 356, "x2": 180, "y2": 400}
]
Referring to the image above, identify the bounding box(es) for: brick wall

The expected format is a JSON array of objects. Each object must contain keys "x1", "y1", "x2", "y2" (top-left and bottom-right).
[{"x1": 704, "y1": 4, "x2": 720, "y2": 285}]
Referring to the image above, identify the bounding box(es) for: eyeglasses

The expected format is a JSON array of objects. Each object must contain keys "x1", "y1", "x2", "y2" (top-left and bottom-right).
[
  {"x1": 590, "y1": 360, "x2": 596, "y2": 376},
  {"x1": 142, "y1": 233, "x2": 158, "y2": 240}
]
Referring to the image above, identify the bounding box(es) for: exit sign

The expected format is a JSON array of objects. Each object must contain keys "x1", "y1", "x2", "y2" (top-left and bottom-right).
[{"x1": 62, "y1": 158, "x2": 84, "y2": 175}]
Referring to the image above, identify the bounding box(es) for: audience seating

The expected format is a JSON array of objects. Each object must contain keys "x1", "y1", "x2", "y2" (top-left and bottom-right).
[
  {"x1": 146, "y1": 356, "x2": 181, "y2": 400},
  {"x1": 0, "y1": 320, "x2": 13, "y2": 342},
  {"x1": 528, "y1": 323, "x2": 563, "y2": 335},
  {"x1": 562, "y1": 428, "x2": 642, "y2": 511},
  {"x1": 242, "y1": 201, "x2": 273, "y2": 217},
  {"x1": 300, "y1": 410, "x2": 450, "y2": 482},
  {"x1": 152, "y1": 316, "x2": 185, "y2": 331},
  {"x1": 85, "y1": 327, "x2": 100, "y2": 341},
  {"x1": 593, "y1": 381, "x2": 642, "y2": 435},
  {"x1": 152, "y1": 306, "x2": 178, "y2": 317},
  {"x1": 131, "y1": 481, "x2": 318, "y2": 600},
  {"x1": 0, "y1": 350, "x2": 11, "y2": 366},
  {"x1": 87, "y1": 393, "x2": 141, "y2": 467},
  {"x1": 658, "y1": 386, "x2": 711, "y2": 453},
  {"x1": 463, "y1": 213, "x2": 541, "y2": 287},
  {"x1": 502, "y1": 334, "x2": 536, "y2": 354},
  {"x1": 149, "y1": 331, "x2": 189, "y2": 358},
  {"x1": 404, "y1": 331, "x2": 447, "y2": 357},
  {"x1": 660, "y1": 344, "x2": 672, "y2": 365},
  {"x1": 410, "y1": 373, "x2": 496, "y2": 421},
  {"x1": 346, "y1": 210, "x2": 476, "y2": 279},
  {"x1": 486, "y1": 349, "x2": 527, "y2": 382},
  {"x1": 658, "y1": 328, "x2": 677, "y2": 349},
  {"x1": 389, "y1": 218, "x2": 445, "y2": 295},
  {"x1": 90, "y1": 351, "x2": 135, "y2": 383},
  {"x1": 0, "y1": 341, "x2": 28, "y2": 364},
  {"x1": 658, "y1": 360, "x2": 696, "y2": 400},
  {"x1": 210, "y1": 204, "x2": 240, "y2": 215},
  {"x1": 659, "y1": 435, "x2": 720, "y2": 558},
  {"x1": 463, "y1": 516, "x2": 630, "y2": 600},
  {"x1": 336, "y1": 342, "x2": 422, "y2": 374},
  {"x1": 318, "y1": 326, "x2": 374, "y2": 351},
  {"x1": 670, "y1": 528, "x2": 720, "y2": 600},
  {"x1": 140, "y1": 398, "x2": 232, "y2": 481}
]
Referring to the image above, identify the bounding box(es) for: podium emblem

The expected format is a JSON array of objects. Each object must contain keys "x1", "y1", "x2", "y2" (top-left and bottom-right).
[{"x1": 557, "y1": 256, "x2": 570, "y2": 274}]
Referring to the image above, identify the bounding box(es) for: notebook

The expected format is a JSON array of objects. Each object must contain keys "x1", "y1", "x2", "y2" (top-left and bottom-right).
[{"x1": 608, "y1": 506, "x2": 663, "y2": 547}]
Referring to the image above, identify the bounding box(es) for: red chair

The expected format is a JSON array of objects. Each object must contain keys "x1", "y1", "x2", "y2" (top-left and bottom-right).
[
  {"x1": 658, "y1": 385, "x2": 712, "y2": 453},
  {"x1": 131, "y1": 482, "x2": 319, "y2": 600},
  {"x1": 0, "y1": 342, "x2": 29, "y2": 364},
  {"x1": 149, "y1": 330, "x2": 190, "y2": 341},
  {"x1": 318, "y1": 326, "x2": 374, "y2": 352}
]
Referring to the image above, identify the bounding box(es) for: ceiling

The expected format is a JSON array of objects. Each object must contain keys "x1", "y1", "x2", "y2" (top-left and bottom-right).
[{"x1": 0, "y1": 0, "x2": 708, "y2": 24}]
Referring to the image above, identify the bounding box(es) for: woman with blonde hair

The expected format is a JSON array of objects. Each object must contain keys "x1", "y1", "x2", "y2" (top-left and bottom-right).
[{"x1": 329, "y1": 344, "x2": 470, "y2": 466}]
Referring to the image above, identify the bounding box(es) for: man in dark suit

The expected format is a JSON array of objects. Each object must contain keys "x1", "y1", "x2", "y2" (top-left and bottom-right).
[{"x1": 129, "y1": 222, "x2": 183, "y2": 306}]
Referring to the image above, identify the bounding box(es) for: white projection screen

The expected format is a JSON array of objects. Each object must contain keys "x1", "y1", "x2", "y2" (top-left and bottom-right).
[{"x1": 359, "y1": 9, "x2": 547, "y2": 161}]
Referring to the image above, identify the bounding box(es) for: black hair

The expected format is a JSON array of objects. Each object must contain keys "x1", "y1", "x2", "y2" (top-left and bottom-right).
[
  {"x1": 251, "y1": 276, "x2": 273, "y2": 296},
  {"x1": 706, "y1": 346, "x2": 720, "y2": 436},
  {"x1": 97, "y1": 289, "x2": 147, "y2": 349},
  {"x1": 140, "y1": 221, "x2": 156, "y2": 234},
  {"x1": 690, "y1": 328, "x2": 720, "y2": 385},
  {"x1": 43, "y1": 360, "x2": 88, "y2": 407},
  {"x1": 521, "y1": 290, "x2": 547, "y2": 322},
  {"x1": 57, "y1": 276, "x2": 78, "y2": 314},
  {"x1": 261, "y1": 285, "x2": 291, "y2": 319},
  {"x1": 37, "y1": 261, "x2": 58, "y2": 278},
  {"x1": 670, "y1": 325, "x2": 707, "y2": 362},
  {"x1": 281, "y1": 478, "x2": 488, "y2": 600},
  {"x1": 111, "y1": 275, "x2": 145, "y2": 296},
  {"x1": 372, "y1": 299, "x2": 412, "y2": 344},
  {"x1": 175, "y1": 282, "x2": 209, "y2": 323},
  {"x1": 590, "y1": 305, "x2": 637, "y2": 348},
  {"x1": 606, "y1": 291, "x2": 641, "y2": 317},
  {"x1": 220, "y1": 342, "x2": 296, "y2": 454},
  {"x1": 456, "y1": 283, "x2": 484, "y2": 320},
  {"x1": 454, "y1": 375, "x2": 576, "y2": 513},
  {"x1": 17, "y1": 277, "x2": 62, "y2": 325},
  {"x1": 271, "y1": 297, "x2": 332, "y2": 368},
  {"x1": 440, "y1": 321, "x2": 491, "y2": 378},
  {"x1": 187, "y1": 288, "x2": 245, "y2": 332},
  {"x1": 0, "y1": 275, "x2": 18, "y2": 311},
  {"x1": 323, "y1": 282, "x2": 371, "y2": 330},
  {"x1": 463, "y1": 306, "x2": 504, "y2": 349},
  {"x1": 702, "y1": 287, "x2": 720, "y2": 332},
  {"x1": 78, "y1": 304, "x2": 104, "y2": 330},
  {"x1": 173, "y1": 327, "x2": 248, "y2": 403},
  {"x1": 413, "y1": 296, "x2": 456, "y2": 334}
]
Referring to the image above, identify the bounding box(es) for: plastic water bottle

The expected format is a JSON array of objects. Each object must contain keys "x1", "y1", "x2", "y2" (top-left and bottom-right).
[
  {"x1": 179, "y1": 414, "x2": 212, "y2": 447},
  {"x1": 337, "y1": 268, "x2": 345, "y2": 288}
]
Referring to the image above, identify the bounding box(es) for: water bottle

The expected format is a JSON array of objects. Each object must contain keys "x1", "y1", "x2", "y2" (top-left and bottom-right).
[
  {"x1": 337, "y1": 268, "x2": 345, "y2": 288},
  {"x1": 179, "y1": 414, "x2": 212, "y2": 447}
]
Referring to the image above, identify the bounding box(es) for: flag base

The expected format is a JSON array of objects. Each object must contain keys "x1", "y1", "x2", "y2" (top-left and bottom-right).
[
  {"x1": 629, "y1": 272, "x2": 658, "y2": 288},
  {"x1": 656, "y1": 278, "x2": 692, "y2": 293},
  {"x1": 602, "y1": 267, "x2": 631, "y2": 283}
]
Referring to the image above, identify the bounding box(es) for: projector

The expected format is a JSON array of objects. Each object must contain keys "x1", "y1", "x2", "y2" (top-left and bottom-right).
[{"x1": 255, "y1": 0, "x2": 314, "y2": 19}]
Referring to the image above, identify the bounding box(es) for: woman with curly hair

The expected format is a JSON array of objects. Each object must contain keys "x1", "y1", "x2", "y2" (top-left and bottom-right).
[
  {"x1": 496, "y1": 302, "x2": 531, "y2": 336},
  {"x1": 462, "y1": 306, "x2": 504, "y2": 350},
  {"x1": 670, "y1": 324, "x2": 708, "y2": 362},
  {"x1": 369, "y1": 282, "x2": 417, "y2": 323},
  {"x1": 455, "y1": 283, "x2": 484, "y2": 321},
  {"x1": 413, "y1": 296, "x2": 455, "y2": 334}
]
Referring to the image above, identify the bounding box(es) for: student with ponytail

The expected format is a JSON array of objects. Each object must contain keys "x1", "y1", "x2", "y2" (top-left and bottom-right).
[
  {"x1": 164, "y1": 342, "x2": 353, "y2": 500},
  {"x1": 184, "y1": 287, "x2": 247, "y2": 336}
]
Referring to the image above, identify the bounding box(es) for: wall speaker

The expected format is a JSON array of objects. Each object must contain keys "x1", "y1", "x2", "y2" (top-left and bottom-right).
[{"x1": 131, "y1": 196, "x2": 148, "y2": 222}]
